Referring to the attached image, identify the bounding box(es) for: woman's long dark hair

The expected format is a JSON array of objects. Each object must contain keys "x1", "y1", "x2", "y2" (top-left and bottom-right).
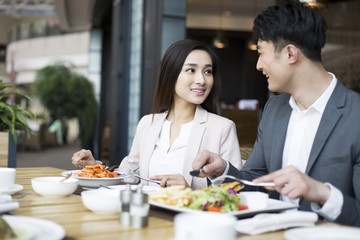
[{"x1": 152, "y1": 39, "x2": 220, "y2": 115}]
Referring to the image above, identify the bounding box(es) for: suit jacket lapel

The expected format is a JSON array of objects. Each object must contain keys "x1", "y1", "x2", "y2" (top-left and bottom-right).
[
  {"x1": 271, "y1": 99, "x2": 292, "y2": 172},
  {"x1": 183, "y1": 106, "x2": 206, "y2": 186},
  {"x1": 305, "y1": 81, "x2": 346, "y2": 174},
  {"x1": 268, "y1": 100, "x2": 291, "y2": 200}
]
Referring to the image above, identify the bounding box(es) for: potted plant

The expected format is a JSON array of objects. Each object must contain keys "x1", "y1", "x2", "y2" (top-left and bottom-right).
[
  {"x1": 32, "y1": 64, "x2": 97, "y2": 150},
  {"x1": 0, "y1": 79, "x2": 34, "y2": 167}
]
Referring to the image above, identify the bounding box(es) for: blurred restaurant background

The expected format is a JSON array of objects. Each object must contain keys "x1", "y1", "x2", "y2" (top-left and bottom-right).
[{"x1": 0, "y1": 0, "x2": 359, "y2": 167}]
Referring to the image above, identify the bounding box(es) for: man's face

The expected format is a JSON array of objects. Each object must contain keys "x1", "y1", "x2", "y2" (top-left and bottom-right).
[{"x1": 256, "y1": 40, "x2": 292, "y2": 93}]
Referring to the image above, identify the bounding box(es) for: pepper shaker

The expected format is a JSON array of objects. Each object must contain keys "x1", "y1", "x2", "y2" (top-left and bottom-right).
[
  {"x1": 120, "y1": 184, "x2": 132, "y2": 225},
  {"x1": 130, "y1": 184, "x2": 149, "y2": 228}
]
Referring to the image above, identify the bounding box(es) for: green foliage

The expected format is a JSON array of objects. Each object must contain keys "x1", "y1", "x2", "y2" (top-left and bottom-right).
[
  {"x1": 32, "y1": 64, "x2": 98, "y2": 147},
  {"x1": 0, "y1": 79, "x2": 34, "y2": 144}
]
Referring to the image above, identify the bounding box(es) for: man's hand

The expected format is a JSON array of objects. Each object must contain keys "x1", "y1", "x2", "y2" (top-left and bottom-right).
[
  {"x1": 71, "y1": 149, "x2": 97, "y2": 168},
  {"x1": 253, "y1": 166, "x2": 331, "y2": 205},
  {"x1": 192, "y1": 150, "x2": 227, "y2": 177},
  {"x1": 150, "y1": 174, "x2": 189, "y2": 188}
]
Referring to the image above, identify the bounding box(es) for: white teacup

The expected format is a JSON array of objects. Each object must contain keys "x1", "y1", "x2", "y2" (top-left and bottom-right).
[
  {"x1": 174, "y1": 212, "x2": 236, "y2": 240},
  {"x1": 0, "y1": 167, "x2": 16, "y2": 190}
]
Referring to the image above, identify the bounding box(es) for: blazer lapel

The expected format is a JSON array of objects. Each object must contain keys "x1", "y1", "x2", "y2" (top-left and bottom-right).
[
  {"x1": 268, "y1": 102, "x2": 291, "y2": 200},
  {"x1": 140, "y1": 112, "x2": 167, "y2": 178},
  {"x1": 271, "y1": 100, "x2": 292, "y2": 172},
  {"x1": 183, "y1": 106, "x2": 206, "y2": 186},
  {"x1": 305, "y1": 81, "x2": 346, "y2": 174}
]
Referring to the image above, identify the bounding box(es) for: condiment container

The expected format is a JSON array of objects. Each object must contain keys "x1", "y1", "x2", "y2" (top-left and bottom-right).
[
  {"x1": 120, "y1": 184, "x2": 132, "y2": 225},
  {"x1": 130, "y1": 184, "x2": 149, "y2": 228}
]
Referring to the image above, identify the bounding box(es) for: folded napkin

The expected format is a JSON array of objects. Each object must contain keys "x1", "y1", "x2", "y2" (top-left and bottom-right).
[
  {"x1": 235, "y1": 211, "x2": 318, "y2": 235},
  {"x1": 0, "y1": 194, "x2": 19, "y2": 213},
  {"x1": 0, "y1": 194, "x2": 12, "y2": 203}
]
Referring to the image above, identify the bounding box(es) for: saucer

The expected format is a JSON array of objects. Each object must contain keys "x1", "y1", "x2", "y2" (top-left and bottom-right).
[{"x1": 0, "y1": 184, "x2": 24, "y2": 195}]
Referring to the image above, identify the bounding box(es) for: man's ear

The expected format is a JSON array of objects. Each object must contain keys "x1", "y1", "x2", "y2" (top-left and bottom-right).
[{"x1": 286, "y1": 44, "x2": 299, "y2": 64}]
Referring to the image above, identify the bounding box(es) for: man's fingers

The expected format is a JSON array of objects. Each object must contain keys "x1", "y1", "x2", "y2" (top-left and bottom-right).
[
  {"x1": 192, "y1": 150, "x2": 212, "y2": 169},
  {"x1": 253, "y1": 171, "x2": 278, "y2": 183},
  {"x1": 254, "y1": 166, "x2": 297, "y2": 183}
]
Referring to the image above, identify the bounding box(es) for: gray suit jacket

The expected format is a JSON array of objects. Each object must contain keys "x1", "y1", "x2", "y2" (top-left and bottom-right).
[{"x1": 228, "y1": 80, "x2": 360, "y2": 226}]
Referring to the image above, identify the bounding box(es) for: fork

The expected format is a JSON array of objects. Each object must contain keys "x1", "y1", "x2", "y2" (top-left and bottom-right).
[
  {"x1": 209, "y1": 174, "x2": 275, "y2": 187},
  {"x1": 132, "y1": 173, "x2": 161, "y2": 185},
  {"x1": 13, "y1": 190, "x2": 33, "y2": 199},
  {"x1": 114, "y1": 169, "x2": 161, "y2": 185}
]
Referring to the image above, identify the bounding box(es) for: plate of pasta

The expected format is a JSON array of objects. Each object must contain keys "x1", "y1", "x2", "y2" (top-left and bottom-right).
[
  {"x1": 149, "y1": 184, "x2": 298, "y2": 218},
  {"x1": 62, "y1": 164, "x2": 127, "y2": 188}
]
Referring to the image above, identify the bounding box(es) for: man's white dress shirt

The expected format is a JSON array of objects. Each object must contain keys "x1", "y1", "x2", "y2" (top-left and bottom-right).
[{"x1": 281, "y1": 72, "x2": 343, "y2": 220}]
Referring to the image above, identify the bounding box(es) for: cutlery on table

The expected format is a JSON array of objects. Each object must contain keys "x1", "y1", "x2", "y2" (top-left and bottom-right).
[
  {"x1": 189, "y1": 169, "x2": 275, "y2": 187},
  {"x1": 99, "y1": 184, "x2": 112, "y2": 189},
  {"x1": 13, "y1": 190, "x2": 33, "y2": 199},
  {"x1": 114, "y1": 170, "x2": 161, "y2": 185},
  {"x1": 189, "y1": 169, "x2": 203, "y2": 176},
  {"x1": 132, "y1": 174, "x2": 161, "y2": 185},
  {"x1": 210, "y1": 175, "x2": 275, "y2": 187},
  {"x1": 60, "y1": 173, "x2": 72, "y2": 182}
]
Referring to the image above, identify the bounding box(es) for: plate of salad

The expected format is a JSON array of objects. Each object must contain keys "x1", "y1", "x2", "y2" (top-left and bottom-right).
[{"x1": 149, "y1": 183, "x2": 298, "y2": 218}]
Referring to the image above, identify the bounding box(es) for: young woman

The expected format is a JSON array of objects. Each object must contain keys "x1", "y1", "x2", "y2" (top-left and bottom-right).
[{"x1": 72, "y1": 39, "x2": 242, "y2": 189}]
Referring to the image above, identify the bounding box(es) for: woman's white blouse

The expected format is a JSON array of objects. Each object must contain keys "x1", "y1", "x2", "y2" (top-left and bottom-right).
[{"x1": 148, "y1": 119, "x2": 194, "y2": 178}]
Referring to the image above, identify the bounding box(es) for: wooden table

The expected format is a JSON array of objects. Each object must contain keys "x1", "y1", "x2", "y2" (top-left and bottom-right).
[{"x1": 12, "y1": 167, "x2": 335, "y2": 240}]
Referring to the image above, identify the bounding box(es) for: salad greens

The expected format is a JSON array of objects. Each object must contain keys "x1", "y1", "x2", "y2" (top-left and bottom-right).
[{"x1": 187, "y1": 185, "x2": 240, "y2": 213}]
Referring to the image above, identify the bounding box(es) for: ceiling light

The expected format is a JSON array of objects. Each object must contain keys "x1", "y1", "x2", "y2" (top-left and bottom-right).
[
  {"x1": 213, "y1": 0, "x2": 229, "y2": 49},
  {"x1": 301, "y1": 0, "x2": 327, "y2": 9},
  {"x1": 213, "y1": 32, "x2": 228, "y2": 49}
]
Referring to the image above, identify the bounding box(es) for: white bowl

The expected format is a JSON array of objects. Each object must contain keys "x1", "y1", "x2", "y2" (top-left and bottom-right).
[
  {"x1": 239, "y1": 191, "x2": 269, "y2": 210},
  {"x1": 81, "y1": 188, "x2": 121, "y2": 215},
  {"x1": 31, "y1": 177, "x2": 79, "y2": 198}
]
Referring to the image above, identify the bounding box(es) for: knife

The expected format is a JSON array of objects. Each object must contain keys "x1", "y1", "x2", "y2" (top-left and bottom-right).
[{"x1": 189, "y1": 168, "x2": 203, "y2": 177}]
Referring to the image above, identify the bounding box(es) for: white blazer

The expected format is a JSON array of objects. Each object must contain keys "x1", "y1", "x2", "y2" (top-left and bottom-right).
[{"x1": 119, "y1": 105, "x2": 242, "y2": 189}]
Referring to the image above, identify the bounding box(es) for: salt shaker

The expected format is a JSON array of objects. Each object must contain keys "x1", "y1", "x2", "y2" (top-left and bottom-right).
[
  {"x1": 120, "y1": 184, "x2": 132, "y2": 225},
  {"x1": 130, "y1": 184, "x2": 149, "y2": 228}
]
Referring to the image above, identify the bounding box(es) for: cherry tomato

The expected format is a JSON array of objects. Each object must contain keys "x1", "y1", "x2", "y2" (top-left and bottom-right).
[
  {"x1": 207, "y1": 207, "x2": 222, "y2": 212},
  {"x1": 237, "y1": 204, "x2": 248, "y2": 210}
]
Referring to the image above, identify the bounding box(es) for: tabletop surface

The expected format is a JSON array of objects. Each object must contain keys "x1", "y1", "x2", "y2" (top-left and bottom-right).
[{"x1": 10, "y1": 167, "x2": 336, "y2": 240}]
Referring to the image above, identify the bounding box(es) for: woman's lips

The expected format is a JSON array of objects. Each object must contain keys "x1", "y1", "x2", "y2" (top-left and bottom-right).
[{"x1": 191, "y1": 88, "x2": 206, "y2": 95}]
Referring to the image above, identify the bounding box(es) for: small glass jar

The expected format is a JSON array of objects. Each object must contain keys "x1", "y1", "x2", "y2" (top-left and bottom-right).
[
  {"x1": 120, "y1": 184, "x2": 132, "y2": 225},
  {"x1": 130, "y1": 184, "x2": 149, "y2": 228}
]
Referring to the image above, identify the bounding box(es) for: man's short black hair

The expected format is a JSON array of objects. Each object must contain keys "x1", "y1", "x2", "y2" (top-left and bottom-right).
[{"x1": 253, "y1": 0, "x2": 327, "y2": 62}]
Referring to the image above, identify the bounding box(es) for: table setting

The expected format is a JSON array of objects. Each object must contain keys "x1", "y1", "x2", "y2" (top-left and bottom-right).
[
  {"x1": 0, "y1": 166, "x2": 356, "y2": 240},
  {"x1": 0, "y1": 167, "x2": 24, "y2": 195}
]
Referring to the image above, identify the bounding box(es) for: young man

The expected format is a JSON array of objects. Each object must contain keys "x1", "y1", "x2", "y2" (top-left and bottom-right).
[{"x1": 192, "y1": 0, "x2": 360, "y2": 226}]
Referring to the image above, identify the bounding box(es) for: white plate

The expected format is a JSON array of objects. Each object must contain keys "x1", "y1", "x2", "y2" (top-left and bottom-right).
[
  {"x1": 284, "y1": 226, "x2": 360, "y2": 240},
  {"x1": 61, "y1": 170, "x2": 126, "y2": 188},
  {"x1": 103, "y1": 184, "x2": 160, "y2": 194},
  {"x1": 3, "y1": 215, "x2": 66, "y2": 240},
  {"x1": 0, "y1": 184, "x2": 24, "y2": 195},
  {"x1": 149, "y1": 192, "x2": 298, "y2": 218}
]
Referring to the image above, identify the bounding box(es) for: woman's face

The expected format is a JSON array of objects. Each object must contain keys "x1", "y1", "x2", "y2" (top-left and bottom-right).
[{"x1": 174, "y1": 49, "x2": 214, "y2": 107}]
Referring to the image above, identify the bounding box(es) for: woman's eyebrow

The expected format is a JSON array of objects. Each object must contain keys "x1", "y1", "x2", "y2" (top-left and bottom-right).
[
  {"x1": 184, "y1": 63, "x2": 197, "y2": 66},
  {"x1": 184, "y1": 63, "x2": 212, "y2": 68}
]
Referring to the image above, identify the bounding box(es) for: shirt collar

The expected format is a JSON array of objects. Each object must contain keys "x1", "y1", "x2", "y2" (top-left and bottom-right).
[{"x1": 289, "y1": 72, "x2": 337, "y2": 114}]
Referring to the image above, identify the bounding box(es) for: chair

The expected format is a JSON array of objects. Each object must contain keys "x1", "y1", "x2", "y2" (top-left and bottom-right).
[
  {"x1": 43, "y1": 128, "x2": 58, "y2": 147},
  {"x1": 240, "y1": 146, "x2": 253, "y2": 161},
  {"x1": 19, "y1": 123, "x2": 46, "y2": 151},
  {"x1": 220, "y1": 108, "x2": 259, "y2": 146}
]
